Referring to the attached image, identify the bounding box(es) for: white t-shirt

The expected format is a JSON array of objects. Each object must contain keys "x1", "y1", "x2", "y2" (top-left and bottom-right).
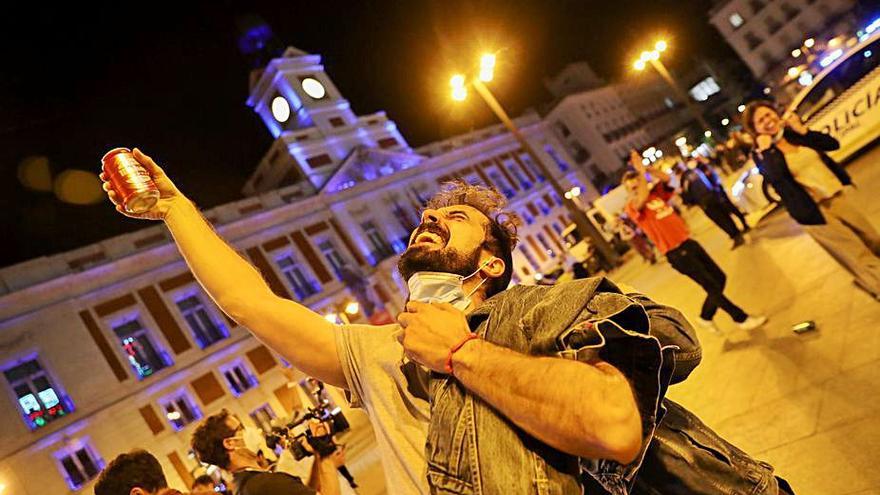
[
  {"x1": 786, "y1": 146, "x2": 843, "y2": 201},
  {"x1": 335, "y1": 323, "x2": 431, "y2": 495}
]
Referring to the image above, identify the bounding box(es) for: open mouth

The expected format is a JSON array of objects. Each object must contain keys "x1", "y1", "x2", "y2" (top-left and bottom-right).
[{"x1": 410, "y1": 227, "x2": 447, "y2": 247}]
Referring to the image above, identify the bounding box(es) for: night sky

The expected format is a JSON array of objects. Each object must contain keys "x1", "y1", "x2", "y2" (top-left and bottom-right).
[{"x1": 2, "y1": 0, "x2": 739, "y2": 268}]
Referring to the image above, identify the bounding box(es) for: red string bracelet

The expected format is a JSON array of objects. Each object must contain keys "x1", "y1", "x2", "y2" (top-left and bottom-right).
[{"x1": 445, "y1": 333, "x2": 480, "y2": 375}]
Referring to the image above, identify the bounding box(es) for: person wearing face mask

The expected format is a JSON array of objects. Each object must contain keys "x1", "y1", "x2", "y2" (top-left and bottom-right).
[
  {"x1": 190, "y1": 410, "x2": 340, "y2": 495},
  {"x1": 743, "y1": 101, "x2": 880, "y2": 300},
  {"x1": 94, "y1": 449, "x2": 182, "y2": 495},
  {"x1": 102, "y1": 151, "x2": 792, "y2": 494}
]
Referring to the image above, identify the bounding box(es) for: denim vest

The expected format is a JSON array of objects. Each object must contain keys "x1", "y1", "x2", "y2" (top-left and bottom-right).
[{"x1": 425, "y1": 278, "x2": 675, "y2": 494}]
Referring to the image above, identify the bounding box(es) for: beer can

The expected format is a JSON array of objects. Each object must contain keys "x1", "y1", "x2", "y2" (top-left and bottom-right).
[{"x1": 101, "y1": 148, "x2": 159, "y2": 214}]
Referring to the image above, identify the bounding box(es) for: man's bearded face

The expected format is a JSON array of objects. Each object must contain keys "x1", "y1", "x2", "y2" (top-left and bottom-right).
[{"x1": 397, "y1": 206, "x2": 488, "y2": 282}]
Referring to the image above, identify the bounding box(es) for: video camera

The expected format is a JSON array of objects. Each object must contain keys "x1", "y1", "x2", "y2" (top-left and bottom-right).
[{"x1": 264, "y1": 400, "x2": 350, "y2": 460}]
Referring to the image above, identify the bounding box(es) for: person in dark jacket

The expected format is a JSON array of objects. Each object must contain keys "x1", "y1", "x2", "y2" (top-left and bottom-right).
[
  {"x1": 678, "y1": 160, "x2": 748, "y2": 249},
  {"x1": 743, "y1": 101, "x2": 880, "y2": 299},
  {"x1": 697, "y1": 155, "x2": 751, "y2": 232}
]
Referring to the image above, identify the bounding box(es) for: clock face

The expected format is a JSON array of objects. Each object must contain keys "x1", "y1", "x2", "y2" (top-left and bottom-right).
[
  {"x1": 301, "y1": 77, "x2": 326, "y2": 99},
  {"x1": 271, "y1": 96, "x2": 291, "y2": 123}
]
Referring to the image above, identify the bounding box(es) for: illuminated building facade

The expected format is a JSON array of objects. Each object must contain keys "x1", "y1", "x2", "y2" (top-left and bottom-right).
[
  {"x1": 0, "y1": 46, "x2": 594, "y2": 493},
  {"x1": 709, "y1": 0, "x2": 858, "y2": 78}
]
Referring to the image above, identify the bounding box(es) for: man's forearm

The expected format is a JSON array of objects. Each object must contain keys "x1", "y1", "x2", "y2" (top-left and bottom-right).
[
  {"x1": 163, "y1": 198, "x2": 273, "y2": 311},
  {"x1": 451, "y1": 340, "x2": 642, "y2": 463}
]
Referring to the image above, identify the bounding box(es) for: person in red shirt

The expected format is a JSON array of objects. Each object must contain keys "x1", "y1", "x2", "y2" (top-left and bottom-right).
[{"x1": 624, "y1": 151, "x2": 767, "y2": 334}]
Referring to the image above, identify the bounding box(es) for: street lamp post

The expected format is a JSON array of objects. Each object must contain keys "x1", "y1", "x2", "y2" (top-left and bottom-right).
[
  {"x1": 634, "y1": 41, "x2": 711, "y2": 132},
  {"x1": 451, "y1": 55, "x2": 618, "y2": 269}
]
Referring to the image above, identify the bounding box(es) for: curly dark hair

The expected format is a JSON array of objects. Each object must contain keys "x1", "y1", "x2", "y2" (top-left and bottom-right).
[
  {"x1": 191, "y1": 409, "x2": 236, "y2": 470},
  {"x1": 426, "y1": 180, "x2": 521, "y2": 297},
  {"x1": 94, "y1": 449, "x2": 167, "y2": 495},
  {"x1": 741, "y1": 100, "x2": 779, "y2": 136}
]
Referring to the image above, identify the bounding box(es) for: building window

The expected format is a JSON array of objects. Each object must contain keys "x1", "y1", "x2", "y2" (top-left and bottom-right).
[
  {"x1": 486, "y1": 168, "x2": 515, "y2": 199},
  {"x1": 250, "y1": 403, "x2": 277, "y2": 433},
  {"x1": 537, "y1": 233, "x2": 556, "y2": 258},
  {"x1": 306, "y1": 154, "x2": 333, "y2": 168},
  {"x1": 3, "y1": 357, "x2": 72, "y2": 430},
  {"x1": 745, "y1": 32, "x2": 761, "y2": 50},
  {"x1": 276, "y1": 254, "x2": 321, "y2": 300},
  {"x1": 318, "y1": 240, "x2": 348, "y2": 279},
  {"x1": 728, "y1": 12, "x2": 744, "y2": 28},
  {"x1": 521, "y1": 208, "x2": 535, "y2": 225},
  {"x1": 780, "y1": 3, "x2": 797, "y2": 20},
  {"x1": 518, "y1": 246, "x2": 540, "y2": 272},
  {"x1": 544, "y1": 145, "x2": 570, "y2": 172},
  {"x1": 328, "y1": 116, "x2": 345, "y2": 127},
  {"x1": 112, "y1": 318, "x2": 171, "y2": 380},
  {"x1": 537, "y1": 199, "x2": 551, "y2": 215},
  {"x1": 505, "y1": 159, "x2": 532, "y2": 189},
  {"x1": 220, "y1": 360, "x2": 258, "y2": 397},
  {"x1": 748, "y1": 0, "x2": 765, "y2": 14},
  {"x1": 362, "y1": 221, "x2": 394, "y2": 265},
  {"x1": 519, "y1": 152, "x2": 544, "y2": 181},
  {"x1": 160, "y1": 390, "x2": 202, "y2": 431},
  {"x1": 377, "y1": 137, "x2": 400, "y2": 149},
  {"x1": 764, "y1": 16, "x2": 781, "y2": 32},
  {"x1": 555, "y1": 121, "x2": 571, "y2": 138},
  {"x1": 175, "y1": 294, "x2": 228, "y2": 349},
  {"x1": 55, "y1": 440, "x2": 104, "y2": 490}
]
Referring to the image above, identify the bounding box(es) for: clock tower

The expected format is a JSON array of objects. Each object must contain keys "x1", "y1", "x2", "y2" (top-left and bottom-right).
[{"x1": 244, "y1": 46, "x2": 411, "y2": 195}]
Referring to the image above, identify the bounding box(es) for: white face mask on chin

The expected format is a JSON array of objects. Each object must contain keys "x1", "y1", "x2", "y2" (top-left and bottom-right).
[{"x1": 406, "y1": 258, "x2": 495, "y2": 311}]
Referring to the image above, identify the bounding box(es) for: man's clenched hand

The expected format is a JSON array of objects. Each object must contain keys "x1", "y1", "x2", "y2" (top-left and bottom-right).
[{"x1": 396, "y1": 301, "x2": 472, "y2": 373}]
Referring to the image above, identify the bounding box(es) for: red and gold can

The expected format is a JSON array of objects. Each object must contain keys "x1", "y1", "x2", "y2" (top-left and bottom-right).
[{"x1": 101, "y1": 147, "x2": 159, "y2": 214}]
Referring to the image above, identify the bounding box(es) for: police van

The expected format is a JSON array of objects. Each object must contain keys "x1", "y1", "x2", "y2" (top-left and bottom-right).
[
  {"x1": 790, "y1": 30, "x2": 880, "y2": 161},
  {"x1": 730, "y1": 29, "x2": 880, "y2": 213}
]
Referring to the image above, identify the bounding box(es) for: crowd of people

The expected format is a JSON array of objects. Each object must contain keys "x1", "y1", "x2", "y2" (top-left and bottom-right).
[{"x1": 90, "y1": 98, "x2": 879, "y2": 495}]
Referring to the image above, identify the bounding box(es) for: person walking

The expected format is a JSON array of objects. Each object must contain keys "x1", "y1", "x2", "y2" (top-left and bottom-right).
[
  {"x1": 743, "y1": 101, "x2": 880, "y2": 300},
  {"x1": 624, "y1": 151, "x2": 767, "y2": 333},
  {"x1": 697, "y1": 156, "x2": 751, "y2": 232},
  {"x1": 678, "y1": 159, "x2": 749, "y2": 249}
]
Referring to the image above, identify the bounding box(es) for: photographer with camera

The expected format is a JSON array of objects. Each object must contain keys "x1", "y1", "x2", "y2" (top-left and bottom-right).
[
  {"x1": 191, "y1": 410, "x2": 340, "y2": 495},
  {"x1": 266, "y1": 400, "x2": 356, "y2": 490}
]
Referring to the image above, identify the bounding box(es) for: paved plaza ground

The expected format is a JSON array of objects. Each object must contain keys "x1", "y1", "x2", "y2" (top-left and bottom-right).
[{"x1": 338, "y1": 145, "x2": 880, "y2": 495}]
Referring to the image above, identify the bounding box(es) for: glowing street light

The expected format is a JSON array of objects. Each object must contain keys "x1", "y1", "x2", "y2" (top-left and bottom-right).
[
  {"x1": 721, "y1": 118, "x2": 730, "y2": 126},
  {"x1": 675, "y1": 136, "x2": 688, "y2": 147},
  {"x1": 450, "y1": 74, "x2": 467, "y2": 101},
  {"x1": 445, "y1": 50, "x2": 619, "y2": 268},
  {"x1": 479, "y1": 53, "x2": 496, "y2": 82},
  {"x1": 344, "y1": 301, "x2": 360, "y2": 315},
  {"x1": 737, "y1": 104, "x2": 746, "y2": 112},
  {"x1": 704, "y1": 130, "x2": 712, "y2": 138},
  {"x1": 787, "y1": 66, "x2": 801, "y2": 78},
  {"x1": 791, "y1": 48, "x2": 802, "y2": 58},
  {"x1": 631, "y1": 37, "x2": 710, "y2": 131},
  {"x1": 804, "y1": 37, "x2": 815, "y2": 48},
  {"x1": 324, "y1": 313, "x2": 340, "y2": 323}
]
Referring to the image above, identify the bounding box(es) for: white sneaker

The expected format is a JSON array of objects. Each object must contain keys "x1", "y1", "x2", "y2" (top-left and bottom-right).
[
  {"x1": 738, "y1": 315, "x2": 768, "y2": 331},
  {"x1": 697, "y1": 318, "x2": 722, "y2": 334}
]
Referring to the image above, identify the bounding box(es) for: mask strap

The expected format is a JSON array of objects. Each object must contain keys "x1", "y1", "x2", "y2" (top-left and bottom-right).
[{"x1": 462, "y1": 257, "x2": 497, "y2": 300}]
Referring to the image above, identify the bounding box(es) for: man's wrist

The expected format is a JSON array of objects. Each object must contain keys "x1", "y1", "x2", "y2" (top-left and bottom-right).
[
  {"x1": 163, "y1": 196, "x2": 194, "y2": 222},
  {"x1": 451, "y1": 338, "x2": 489, "y2": 376}
]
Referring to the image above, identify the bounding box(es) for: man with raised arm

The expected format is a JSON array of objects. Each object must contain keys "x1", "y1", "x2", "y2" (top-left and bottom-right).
[{"x1": 102, "y1": 149, "x2": 679, "y2": 494}]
